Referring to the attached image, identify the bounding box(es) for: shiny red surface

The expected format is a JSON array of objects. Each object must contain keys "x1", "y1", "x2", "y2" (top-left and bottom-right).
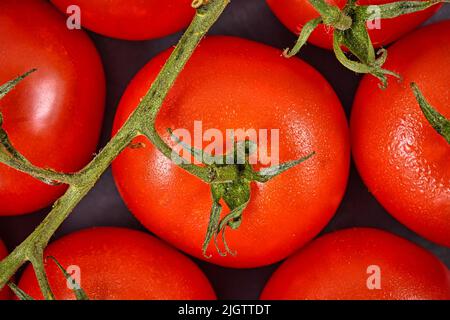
[
  {"x1": 112, "y1": 36, "x2": 350, "y2": 268},
  {"x1": 51, "y1": 0, "x2": 195, "y2": 40},
  {"x1": 18, "y1": 227, "x2": 216, "y2": 300},
  {"x1": 351, "y1": 21, "x2": 450, "y2": 247},
  {"x1": 266, "y1": 0, "x2": 441, "y2": 49},
  {"x1": 0, "y1": 0, "x2": 105, "y2": 215},
  {"x1": 261, "y1": 228, "x2": 450, "y2": 300}
]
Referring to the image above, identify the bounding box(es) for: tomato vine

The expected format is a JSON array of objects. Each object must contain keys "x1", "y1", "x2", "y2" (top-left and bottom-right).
[
  {"x1": 284, "y1": 0, "x2": 449, "y2": 88},
  {"x1": 0, "y1": 0, "x2": 230, "y2": 300},
  {"x1": 0, "y1": 0, "x2": 448, "y2": 300}
]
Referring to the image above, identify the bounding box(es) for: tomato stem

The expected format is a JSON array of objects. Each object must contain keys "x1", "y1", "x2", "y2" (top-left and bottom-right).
[
  {"x1": 8, "y1": 283, "x2": 34, "y2": 300},
  {"x1": 286, "y1": 0, "x2": 446, "y2": 88},
  {"x1": 0, "y1": 71, "x2": 76, "y2": 185},
  {"x1": 29, "y1": 249, "x2": 54, "y2": 300},
  {"x1": 201, "y1": 146, "x2": 315, "y2": 257},
  {"x1": 309, "y1": 0, "x2": 352, "y2": 30},
  {"x1": 0, "y1": 0, "x2": 231, "y2": 297}
]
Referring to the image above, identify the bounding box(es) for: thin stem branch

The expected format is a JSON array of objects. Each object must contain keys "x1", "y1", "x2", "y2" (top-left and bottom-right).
[
  {"x1": 0, "y1": 145, "x2": 75, "y2": 186},
  {"x1": 29, "y1": 252, "x2": 54, "y2": 300}
]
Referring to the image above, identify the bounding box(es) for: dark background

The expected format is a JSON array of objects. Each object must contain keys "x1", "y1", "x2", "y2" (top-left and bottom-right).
[{"x1": 1, "y1": 0, "x2": 449, "y2": 300}]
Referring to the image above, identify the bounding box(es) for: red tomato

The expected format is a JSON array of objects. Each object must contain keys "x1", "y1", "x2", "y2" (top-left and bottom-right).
[
  {"x1": 0, "y1": 240, "x2": 12, "y2": 300},
  {"x1": 18, "y1": 227, "x2": 216, "y2": 300},
  {"x1": 266, "y1": 0, "x2": 441, "y2": 49},
  {"x1": 112, "y1": 36, "x2": 350, "y2": 268},
  {"x1": 50, "y1": 0, "x2": 195, "y2": 40},
  {"x1": 0, "y1": 0, "x2": 105, "y2": 216},
  {"x1": 261, "y1": 228, "x2": 450, "y2": 300},
  {"x1": 351, "y1": 21, "x2": 450, "y2": 247}
]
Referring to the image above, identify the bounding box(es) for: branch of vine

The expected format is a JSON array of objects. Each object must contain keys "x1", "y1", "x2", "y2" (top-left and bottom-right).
[{"x1": 0, "y1": 0, "x2": 230, "y2": 299}]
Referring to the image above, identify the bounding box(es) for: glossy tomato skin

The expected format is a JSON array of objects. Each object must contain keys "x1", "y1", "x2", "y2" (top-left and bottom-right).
[
  {"x1": 18, "y1": 227, "x2": 216, "y2": 300},
  {"x1": 0, "y1": 0, "x2": 105, "y2": 216},
  {"x1": 261, "y1": 228, "x2": 450, "y2": 300},
  {"x1": 0, "y1": 240, "x2": 12, "y2": 300},
  {"x1": 266, "y1": 0, "x2": 441, "y2": 50},
  {"x1": 112, "y1": 36, "x2": 350, "y2": 268},
  {"x1": 50, "y1": 0, "x2": 194, "y2": 40},
  {"x1": 351, "y1": 22, "x2": 450, "y2": 247}
]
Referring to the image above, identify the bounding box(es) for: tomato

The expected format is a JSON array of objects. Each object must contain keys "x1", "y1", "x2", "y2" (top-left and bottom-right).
[
  {"x1": 18, "y1": 227, "x2": 216, "y2": 300},
  {"x1": 50, "y1": 0, "x2": 195, "y2": 40},
  {"x1": 351, "y1": 21, "x2": 450, "y2": 247},
  {"x1": 0, "y1": 0, "x2": 105, "y2": 216},
  {"x1": 112, "y1": 36, "x2": 350, "y2": 268},
  {"x1": 266, "y1": 0, "x2": 441, "y2": 50},
  {"x1": 0, "y1": 240, "x2": 12, "y2": 300},
  {"x1": 261, "y1": 228, "x2": 450, "y2": 300}
]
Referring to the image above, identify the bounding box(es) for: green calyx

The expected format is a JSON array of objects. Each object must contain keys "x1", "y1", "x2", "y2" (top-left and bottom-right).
[
  {"x1": 285, "y1": 0, "x2": 448, "y2": 88},
  {"x1": 169, "y1": 131, "x2": 315, "y2": 257},
  {"x1": 203, "y1": 148, "x2": 315, "y2": 258},
  {"x1": 411, "y1": 83, "x2": 450, "y2": 144}
]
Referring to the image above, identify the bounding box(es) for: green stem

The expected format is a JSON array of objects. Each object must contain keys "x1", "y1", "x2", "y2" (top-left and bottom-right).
[
  {"x1": 283, "y1": 18, "x2": 322, "y2": 58},
  {"x1": 356, "y1": 0, "x2": 449, "y2": 19},
  {"x1": 29, "y1": 251, "x2": 54, "y2": 300},
  {"x1": 8, "y1": 283, "x2": 34, "y2": 300},
  {"x1": 309, "y1": 0, "x2": 352, "y2": 30},
  {"x1": 143, "y1": 125, "x2": 212, "y2": 182},
  {"x1": 0, "y1": 135, "x2": 74, "y2": 186},
  {"x1": 0, "y1": 0, "x2": 231, "y2": 294},
  {"x1": 0, "y1": 72, "x2": 75, "y2": 186},
  {"x1": 0, "y1": 124, "x2": 137, "y2": 290},
  {"x1": 286, "y1": 0, "x2": 446, "y2": 88},
  {"x1": 138, "y1": 0, "x2": 230, "y2": 181}
]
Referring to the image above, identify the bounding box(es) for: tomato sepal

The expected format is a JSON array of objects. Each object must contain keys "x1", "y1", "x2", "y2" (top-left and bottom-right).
[
  {"x1": 170, "y1": 127, "x2": 318, "y2": 258},
  {"x1": 411, "y1": 82, "x2": 450, "y2": 144},
  {"x1": 47, "y1": 256, "x2": 89, "y2": 300},
  {"x1": 284, "y1": 0, "x2": 446, "y2": 88}
]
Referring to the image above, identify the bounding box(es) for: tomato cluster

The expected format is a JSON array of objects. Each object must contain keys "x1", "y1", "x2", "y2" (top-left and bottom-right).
[
  {"x1": 266, "y1": 0, "x2": 441, "y2": 49},
  {"x1": 351, "y1": 21, "x2": 450, "y2": 248},
  {"x1": 0, "y1": 0, "x2": 449, "y2": 300}
]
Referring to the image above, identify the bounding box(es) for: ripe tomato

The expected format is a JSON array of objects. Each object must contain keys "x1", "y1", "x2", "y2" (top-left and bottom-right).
[
  {"x1": 261, "y1": 228, "x2": 450, "y2": 300},
  {"x1": 0, "y1": 240, "x2": 12, "y2": 300},
  {"x1": 0, "y1": 0, "x2": 105, "y2": 216},
  {"x1": 50, "y1": 0, "x2": 195, "y2": 40},
  {"x1": 351, "y1": 21, "x2": 450, "y2": 247},
  {"x1": 266, "y1": 0, "x2": 441, "y2": 50},
  {"x1": 112, "y1": 36, "x2": 350, "y2": 268},
  {"x1": 18, "y1": 227, "x2": 216, "y2": 300}
]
